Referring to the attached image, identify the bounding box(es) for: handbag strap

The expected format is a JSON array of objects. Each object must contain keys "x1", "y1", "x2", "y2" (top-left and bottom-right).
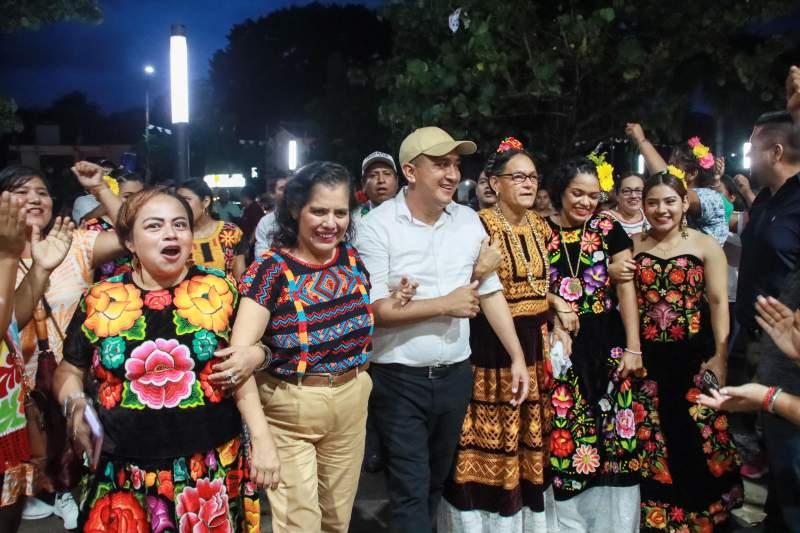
[{"x1": 17, "y1": 259, "x2": 65, "y2": 347}]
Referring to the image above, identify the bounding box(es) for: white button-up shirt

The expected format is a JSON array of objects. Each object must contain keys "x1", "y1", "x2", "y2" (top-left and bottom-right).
[
  {"x1": 355, "y1": 190, "x2": 502, "y2": 366},
  {"x1": 254, "y1": 212, "x2": 279, "y2": 258}
]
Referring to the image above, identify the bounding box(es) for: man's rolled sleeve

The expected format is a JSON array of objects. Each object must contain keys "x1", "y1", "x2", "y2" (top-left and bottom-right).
[{"x1": 477, "y1": 272, "x2": 503, "y2": 296}]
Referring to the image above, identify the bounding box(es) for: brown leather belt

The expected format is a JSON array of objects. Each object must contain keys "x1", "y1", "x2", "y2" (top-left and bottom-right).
[{"x1": 271, "y1": 362, "x2": 370, "y2": 387}]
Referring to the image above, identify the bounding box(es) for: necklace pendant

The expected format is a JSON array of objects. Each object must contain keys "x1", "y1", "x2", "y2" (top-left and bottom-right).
[{"x1": 566, "y1": 277, "x2": 582, "y2": 295}]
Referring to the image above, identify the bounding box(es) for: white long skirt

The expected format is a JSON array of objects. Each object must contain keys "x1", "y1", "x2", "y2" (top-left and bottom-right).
[
  {"x1": 437, "y1": 486, "x2": 559, "y2": 533},
  {"x1": 553, "y1": 485, "x2": 640, "y2": 533}
]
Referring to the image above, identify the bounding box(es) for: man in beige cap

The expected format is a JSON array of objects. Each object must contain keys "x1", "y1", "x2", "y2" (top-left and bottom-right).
[{"x1": 356, "y1": 127, "x2": 530, "y2": 532}]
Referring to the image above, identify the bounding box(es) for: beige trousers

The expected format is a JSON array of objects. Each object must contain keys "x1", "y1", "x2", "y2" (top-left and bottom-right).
[{"x1": 257, "y1": 371, "x2": 371, "y2": 533}]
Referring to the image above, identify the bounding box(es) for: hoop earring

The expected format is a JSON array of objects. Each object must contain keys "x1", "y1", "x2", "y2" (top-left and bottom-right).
[{"x1": 680, "y1": 213, "x2": 689, "y2": 239}]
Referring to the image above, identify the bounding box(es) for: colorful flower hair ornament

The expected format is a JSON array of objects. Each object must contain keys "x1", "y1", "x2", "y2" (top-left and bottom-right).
[
  {"x1": 587, "y1": 151, "x2": 615, "y2": 193},
  {"x1": 666, "y1": 165, "x2": 688, "y2": 189},
  {"x1": 103, "y1": 175, "x2": 120, "y2": 196},
  {"x1": 497, "y1": 136, "x2": 524, "y2": 153},
  {"x1": 686, "y1": 136, "x2": 715, "y2": 170}
]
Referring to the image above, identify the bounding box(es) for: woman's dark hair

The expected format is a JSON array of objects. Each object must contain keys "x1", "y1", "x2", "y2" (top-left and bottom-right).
[
  {"x1": 273, "y1": 161, "x2": 355, "y2": 249},
  {"x1": 718, "y1": 174, "x2": 748, "y2": 211},
  {"x1": 614, "y1": 171, "x2": 645, "y2": 192},
  {"x1": 484, "y1": 147, "x2": 536, "y2": 177},
  {"x1": 546, "y1": 157, "x2": 598, "y2": 210},
  {"x1": 117, "y1": 171, "x2": 144, "y2": 185},
  {"x1": 671, "y1": 143, "x2": 715, "y2": 188},
  {"x1": 177, "y1": 178, "x2": 214, "y2": 210},
  {"x1": 0, "y1": 165, "x2": 52, "y2": 196},
  {"x1": 116, "y1": 186, "x2": 194, "y2": 247},
  {"x1": 643, "y1": 171, "x2": 688, "y2": 200}
]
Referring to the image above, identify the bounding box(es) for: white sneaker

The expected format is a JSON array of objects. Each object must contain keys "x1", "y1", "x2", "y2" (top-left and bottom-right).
[
  {"x1": 53, "y1": 492, "x2": 79, "y2": 530},
  {"x1": 22, "y1": 496, "x2": 54, "y2": 520}
]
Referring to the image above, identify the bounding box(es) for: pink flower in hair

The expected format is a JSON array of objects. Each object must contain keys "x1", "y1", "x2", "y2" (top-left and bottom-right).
[
  {"x1": 687, "y1": 136, "x2": 701, "y2": 148},
  {"x1": 699, "y1": 153, "x2": 715, "y2": 169}
]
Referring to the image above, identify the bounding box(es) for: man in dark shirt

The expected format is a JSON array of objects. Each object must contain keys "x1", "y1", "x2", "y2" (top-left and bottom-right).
[{"x1": 736, "y1": 111, "x2": 800, "y2": 334}]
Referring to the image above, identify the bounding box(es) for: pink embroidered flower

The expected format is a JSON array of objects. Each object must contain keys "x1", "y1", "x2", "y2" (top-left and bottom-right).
[
  {"x1": 125, "y1": 338, "x2": 195, "y2": 409},
  {"x1": 615, "y1": 408, "x2": 636, "y2": 439},
  {"x1": 558, "y1": 278, "x2": 582, "y2": 301},
  {"x1": 552, "y1": 385, "x2": 574, "y2": 417},
  {"x1": 131, "y1": 466, "x2": 144, "y2": 490},
  {"x1": 146, "y1": 496, "x2": 176, "y2": 533},
  {"x1": 571, "y1": 445, "x2": 600, "y2": 475},
  {"x1": 580, "y1": 231, "x2": 601, "y2": 254},
  {"x1": 597, "y1": 218, "x2": 614, "y2": 235},
  {"x1": 176, "y1": 478, "x2": 231, "y2": 533},
  {"x1": 144, "y1": 290, "x2": 173, "y2": 311}
]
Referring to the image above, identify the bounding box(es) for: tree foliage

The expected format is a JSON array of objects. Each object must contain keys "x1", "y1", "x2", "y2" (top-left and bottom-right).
[
  {"x1": 209, "y1": 2, "x2": 391, "y2": 170},
  {"x1": 376, "y1": 0, "x2": 797, "y2": 163}
]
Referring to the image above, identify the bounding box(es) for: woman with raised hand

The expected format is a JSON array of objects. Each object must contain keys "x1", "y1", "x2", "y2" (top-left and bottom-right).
[
  {"x1": 626, "y1": 124, "x2": 728, "y2": 245},
  {"x1": 440, "y1": 137, "x2": 572, "y2": 531},
  {"x1": 544, "y1": 157, "x2": 644, "y2": 532},
  {"x1": 1, "y1": 162, "x2": 124, "y2": 526},
  {"x1": 176, "y1": 179, "x2": 247, "y2": 280},
  {"x1": 630, "y1": 171, "x2": 742, "y2": 531},
  {"x1": 53, "y1": 187, "x2": 278, "y2": 532}
]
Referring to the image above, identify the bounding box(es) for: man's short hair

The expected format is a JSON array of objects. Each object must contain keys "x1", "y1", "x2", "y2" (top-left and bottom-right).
[{"x1": 755, "y1": 111, "x2": 800, "y2": 163}]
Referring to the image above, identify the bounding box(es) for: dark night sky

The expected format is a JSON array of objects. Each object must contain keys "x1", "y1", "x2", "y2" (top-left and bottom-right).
[{"x1": 0, "y1": 0, "x2": 380, "y2": 113}]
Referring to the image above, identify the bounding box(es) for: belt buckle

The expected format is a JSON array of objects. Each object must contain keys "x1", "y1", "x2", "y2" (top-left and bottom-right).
[{"x1": 328, "y1": 373, "x2": 335, "y2": 386}]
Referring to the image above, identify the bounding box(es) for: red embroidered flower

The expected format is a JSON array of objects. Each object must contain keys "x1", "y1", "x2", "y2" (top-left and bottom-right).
[
  {"x1": 157, "y1": 470, "x2": 174, "y2": 500},
  {"x1": 190, "y1": 454, "x2": 207, "y2": 481},
  {"x1": 640, "y1": 268, "x2": 656, "y2": 285},
  {"x1": 551, "y1": 385, "x2": 574, "y2": 417},
  {"x1": 200, "y1": 361, "x2": 224, "y2": 403},
  {"x1": 225, "y1": 469, "x2": 243, "y2": 498},
  {"x1": 125, "y1": 339, "x2": 196, "y2": 409},
  {"x1": 645, "y1": 290, "x2": 660, "y2": 303},
  {"x1": 550, "y1": 429, "x2": 575, "y2": 458},
  {"x1": 714, "y1": 415, "x2": 728, "y2": 431},
  {"x1": 548, "y1": 232, "x2": 561, "y2": 253},
  {"x1": 84, "y1": 491, "x2": 148, "y2": 533},
  {"x1": 669, "y1": 506, "x2": 686, "y2": 522},
  {"x1": 692, "y1": 516, "x2": 713, "y2": 533},
  {"x1": 144, "y1": 290, "x2": 173, "y2": 311},
  {"x1": 707, "y1": 453, "x2": 733, "y2": 478},
  {"x1": 355, "y1": 190, "x2": 368, "y2": 205},
  {"x1": 645, "y1": 507, "x2": 668, "y2": 529},
  {"x1": 643, "y1": 324, "x2": 658, "y2": 341},
  {"x1": 636, "y1": 426, "x2": 651, "y2": 441},
  {"x1": 176, "y1": 477, "x2": 231, "y2": 533},
  {"x1": 632, "y1": 402, "x2": 647, "y2": 424},
  {"x1": 669, "y1": 324, "x2": 685, "y2": 340},
  {"x1": 665, "y1": 290, "x2": 683, "y2": 305},
  {"x1": 668, "y1": 268, "x2": 686, "y2": 284},
  {"x1": 686, "y1": 387, "x2": 701, "y2": 403},
  {"x1": 580, "y1": 231, "x2": 601, "y2": 254},
  {"x1": 98, "y1": 377, "x2": 123, "y2": 409}
]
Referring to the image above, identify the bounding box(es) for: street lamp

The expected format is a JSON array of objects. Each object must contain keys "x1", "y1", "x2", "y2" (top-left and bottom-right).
[
  {"x1": 637, "y1": 154, "x2": 645, "y2": 174},
  {"x1": 288, "y1": 140, "x2": 298, "y2": 170},
  {"x1": 170, "y1": 24, "x2": 189, "y2": 182},
  {"x1": 742, "y1": 142, "x2": 752, "y2": 170}
]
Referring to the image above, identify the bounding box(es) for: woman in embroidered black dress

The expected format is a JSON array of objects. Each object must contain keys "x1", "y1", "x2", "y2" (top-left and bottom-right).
[
  {"x1": 544, "y1": 157, "x2": 644, "y2": 532},
  {"x1": 630, "y1": 172, "x2": 743, "y2": 531},
  {"x1": 53, "y1": 188, "x2": 279, "y2": 532}
]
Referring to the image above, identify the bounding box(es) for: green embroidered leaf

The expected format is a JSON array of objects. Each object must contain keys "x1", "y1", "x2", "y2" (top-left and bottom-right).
[
  {"x1": 173, "y1": 311, "x2": 200, "y2": 335},
  {"x1": 178, "y1": 381, "x2": 204, "y2": 409},
  {"x1": 550, "y1": 251, "x2": 561, "y2": 264},
  {"x1": 82, "y1": 323, "x2": 99, "y2": 344},
  {"x1": 80, "y1": 298, "x2": 87, "y2": 313},
  {"x1": 580, "y1": 254, "x2": 592, "y2": 265},
  {"x1": 120, "y1": 316, "x2": 146, "y2": 341},
  {"x1": 552, "y1": 418, "x2": 568, "y2": 429},
  {"x1": 550, "y1": 456, "x2": 562, "y2": 468},
  {"x1": 120, "y1": 382, "x2": 145, "y2": 410},
  {"x1": 581, "y1": 434, "x2": 598, "y2": 444},
  {"x1": 0, "y1": 389, "x2": 25, "y2": 433},
  {"x1": 94, "y1": 481, "x2": 114, "y2": 501},
  {"x1": 216, "y1": 329, "x2": 230, "y2": 342},
  {"x1": 197, "y1": 265, "x2": 226, "y2": 278}
]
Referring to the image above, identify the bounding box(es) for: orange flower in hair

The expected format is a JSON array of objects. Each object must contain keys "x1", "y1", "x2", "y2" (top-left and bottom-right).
[{"x1": 497, "y1": 136, "x2": 524, "y2": 153}]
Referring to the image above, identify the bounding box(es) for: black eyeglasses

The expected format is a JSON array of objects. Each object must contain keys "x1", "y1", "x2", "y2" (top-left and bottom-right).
[{"x1": 495, "y1": 172, "x2": 539, "y2": 184}]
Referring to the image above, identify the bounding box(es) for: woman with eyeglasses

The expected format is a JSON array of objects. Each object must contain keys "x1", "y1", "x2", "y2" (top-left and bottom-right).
[
  {"x1": 601, "y1": 172, "x2": 649, "y2": 236},
  {"x1": 441, "y1": 138, "x2": 573, "y2": 531}
]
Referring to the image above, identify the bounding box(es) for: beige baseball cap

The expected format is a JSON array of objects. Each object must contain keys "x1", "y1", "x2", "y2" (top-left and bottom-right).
[{"x1": 398, "y1": 127, "x2": 477, "y2": 166}]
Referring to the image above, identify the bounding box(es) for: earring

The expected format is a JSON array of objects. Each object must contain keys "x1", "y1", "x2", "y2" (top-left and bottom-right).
[{"x1": 680, "y1": 213, "x2": 689, "y2": 239}]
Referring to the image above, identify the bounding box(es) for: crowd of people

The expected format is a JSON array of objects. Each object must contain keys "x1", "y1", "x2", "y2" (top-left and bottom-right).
[{"x1": 1, "y1": 67, "x2": 800, "y2": 533}]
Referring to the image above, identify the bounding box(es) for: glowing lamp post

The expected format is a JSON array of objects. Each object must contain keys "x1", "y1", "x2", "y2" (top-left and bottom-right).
[
  {"x1": 288, "y1": 140, "x2": 298, "y2": 171},
  {"x1": 742, "y1": 142, "x2": 752, "y2": 170},
  {"x1": 637, "y1": 154, "x2": 645, "y2": 174},
  {"x1": 170, "y1": 24, "x2": 189, "y2": 182}
]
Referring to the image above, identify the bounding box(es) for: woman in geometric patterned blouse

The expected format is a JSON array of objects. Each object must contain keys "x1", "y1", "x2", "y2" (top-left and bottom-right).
[
  {"x1": 53, "y1": 187, "x2": 278, "y2": 532},
  {"x1": 629, "y1": 172, "x2": 743, "y2": 531}
]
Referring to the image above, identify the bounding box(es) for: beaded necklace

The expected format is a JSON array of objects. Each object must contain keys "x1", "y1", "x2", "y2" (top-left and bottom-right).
[{"x1": 494, "y1": 206, "x2": 547, "y2": 291}]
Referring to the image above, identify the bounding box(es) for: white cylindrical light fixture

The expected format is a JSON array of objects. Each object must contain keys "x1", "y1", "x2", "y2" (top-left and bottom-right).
[
  {"x1": 170, "y1": 27, "x2": 189, "y2": 124},
  {"x1": 144, "y1": 64, "x2": 155, "y2": 76},
  {"x1": 288, "y1": 140, "x2": 298, "y2": 170},
  {"x1": 637, "y1": 154, "x2": 645, "y2": 174},
  {"x1": 742, "y1": 142, "x2": 751, "y2": 170}
]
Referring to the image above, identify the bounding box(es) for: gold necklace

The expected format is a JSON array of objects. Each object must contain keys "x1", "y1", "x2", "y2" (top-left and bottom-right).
[
  {"x1": 558, "y1": 219, "x2": 588, "y2": 296},
  {"x1": 494, "y1": 206, "x2": 546, "y2": 291}
]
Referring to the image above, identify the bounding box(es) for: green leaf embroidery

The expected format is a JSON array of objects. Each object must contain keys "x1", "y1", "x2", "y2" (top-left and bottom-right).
[
  {"x1": 173, "y1": 311, "x2": 200, "y2": 335},
  {"x1": 120, "y1": 382, "x2": 145, "y2": 410},
  {"x1": 178, "y1": 381, "x2": 204, "y2": 409},
  {"x1": 0, "y1": 388, "x2": 25, "y2": 433},
  {"x1": 94, "y1": 481, "x2": 114, "y2": 502},
  {"x1": 120, "y1": 316, "x2": 146, "y2": 341},
  {"x1": 82, "y1": 323, "x2": 99, "y2": 344}
]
